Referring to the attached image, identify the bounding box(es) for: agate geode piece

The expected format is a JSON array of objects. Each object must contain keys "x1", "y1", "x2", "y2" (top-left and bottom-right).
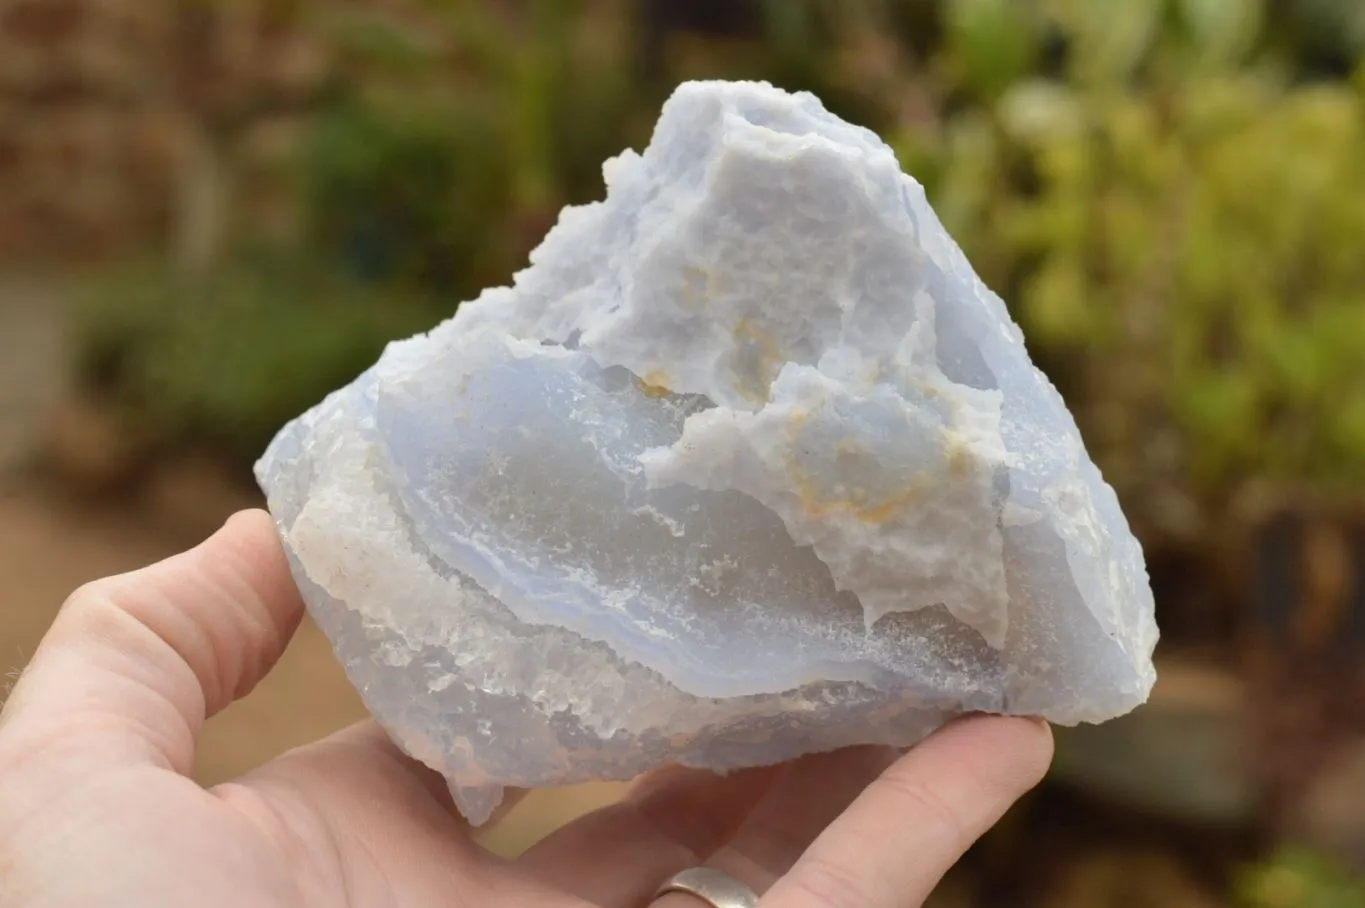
[{"x1": 256, "y1": 80, "x2": 1158, "y2": 823}]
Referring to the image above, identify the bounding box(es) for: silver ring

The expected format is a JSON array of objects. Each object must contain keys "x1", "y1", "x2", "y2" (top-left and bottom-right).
[{"x1": 652, "y1": 867, "x2": 759, "y2": 908}]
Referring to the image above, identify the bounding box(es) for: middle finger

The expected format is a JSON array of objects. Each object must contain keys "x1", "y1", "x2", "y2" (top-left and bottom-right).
[
  {"x1": 518, "y1": 762, "x2": 782, "y2": 906},
  {"x1": 651, "y1": 745, "x2": 900, "y2": 906}
]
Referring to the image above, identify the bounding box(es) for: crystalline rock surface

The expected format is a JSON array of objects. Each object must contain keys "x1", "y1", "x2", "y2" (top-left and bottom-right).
[{"x1": 256, "y1": 80, "x2": 1158, "y2": 824}]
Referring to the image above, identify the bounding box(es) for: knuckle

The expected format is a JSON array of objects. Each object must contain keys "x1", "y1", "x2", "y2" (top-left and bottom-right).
[
  {"x1": 58, "y1": 577, "x2": 167, "y2": 661},
  {"x1": 61, "y1": 577, "x2": 114, "y2": 613},
  {"x1": 59, "y1": 578, "x2": 132, "y2": 634}
]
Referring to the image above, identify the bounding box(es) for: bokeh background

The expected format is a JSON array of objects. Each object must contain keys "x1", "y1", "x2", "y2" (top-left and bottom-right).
[{"x1": 1, "y1": 0, "x2": 1364, "y2": 904}]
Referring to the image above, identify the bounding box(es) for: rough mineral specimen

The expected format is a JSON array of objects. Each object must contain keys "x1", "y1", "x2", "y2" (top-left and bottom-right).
[{"x1": 256, "y1": 80, "x2": 1158, "y2": 824}]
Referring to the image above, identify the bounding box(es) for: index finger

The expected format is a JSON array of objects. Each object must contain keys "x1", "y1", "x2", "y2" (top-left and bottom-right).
[
  {"x1": 762, "y1": 715, "x2": 1052, "y2": 908},
  {"x1": 0, "y1": 510, "x2": 305, "y2": 775}
]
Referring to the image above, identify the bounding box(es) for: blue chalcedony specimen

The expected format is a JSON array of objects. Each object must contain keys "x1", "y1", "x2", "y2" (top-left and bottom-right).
[{"x1": 257, "y1": 80, "x2": 1158, "y2": 824}]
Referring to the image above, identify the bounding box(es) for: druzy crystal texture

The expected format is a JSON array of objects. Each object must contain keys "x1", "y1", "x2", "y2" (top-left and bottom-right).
[{"x1": 257, "y1": 80, "x2": 1158, "y2": 823}]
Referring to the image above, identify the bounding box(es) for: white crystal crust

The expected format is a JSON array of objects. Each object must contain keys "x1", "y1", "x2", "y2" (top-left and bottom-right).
[{"x1": 257, "y1": 80, "x2": 1158, "y2": 823}]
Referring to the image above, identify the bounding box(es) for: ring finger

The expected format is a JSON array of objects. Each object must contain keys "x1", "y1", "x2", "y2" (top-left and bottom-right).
[
  {"x1": 651, "y1": 744, "x2": 900, "y2": 906},
  {"x1": 654, "y1": 715, "x2": 1052, "y2": 908}
]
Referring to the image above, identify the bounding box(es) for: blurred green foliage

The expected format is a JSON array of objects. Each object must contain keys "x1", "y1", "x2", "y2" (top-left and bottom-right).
[
  {"x1": 899, "y1": 0, "x2": 1365, "y2": 542},
  {"x1": 300, "y1": 0, "x2": 639, "y2": 295},
  {"x1": 303, "y1": 96, "x2": 511, "y2": 294},
  {"x1": 75, "y1": 0, "x2": 1365, "y2": 549},
  {"x1": 1237, "y1": 848, "x2": 1365, "y2": 908},
  {"x1": 73, "y1": 254, "x2": 435, "y2": 461}
]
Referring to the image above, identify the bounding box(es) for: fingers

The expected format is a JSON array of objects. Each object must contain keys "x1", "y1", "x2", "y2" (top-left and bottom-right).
[
  {"x1": 763, "y1": 716, "x2": 1053, "y2": 908},
  {"x1": 0, "y1": 510, "x2": 305, "y2": 774},
  {"x1": 218, "y1": 720, "x2": 525, "y2": 902},
  {"x1": 517, "y1": 762, "x2": 783, "y2": 906},
  {"x1": 646, "y1": 717, "x2": 1050, "y2": 908},
  {"x1": 649, "y1": 745, "x2": 902, "y2": 908}
]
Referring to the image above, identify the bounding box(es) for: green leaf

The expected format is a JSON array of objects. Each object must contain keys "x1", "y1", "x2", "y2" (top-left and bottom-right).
[
  {"x1": 943, "y1": 0, "x2": 1045, "y2": 100},
  {"x1": 1177, "y1": 0, "x2": 1264, "y2": 64},
  {"x1": 1236, "y1": 847, "x2": 1365, "y2": 908},
  {"x1": 998, "y1": 79, "x2": 1085, "y2": 147},
  {"x1": 1023, "y1": 254, "x2": 1092, "y2": 344},
  {"x1": 1045, "y1": 0, "x2": 1162, "y2": 85}
]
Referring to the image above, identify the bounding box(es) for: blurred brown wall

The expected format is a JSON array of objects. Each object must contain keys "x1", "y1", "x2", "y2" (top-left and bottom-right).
[
  {"x1": 0, "y1": 0, "x2": 324, "y2": 265},
  {"x1": 0, "y1": 0, "x2": 181, "y2": 261}
]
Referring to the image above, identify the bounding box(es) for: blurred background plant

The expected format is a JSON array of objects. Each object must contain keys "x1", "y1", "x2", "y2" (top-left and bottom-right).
[
  {"x1": 1238, "y1": 848, "x2": 1365, "y2": 908},
  {"x1": 1, "y1": 0, "x2": 1364, "y2": 904}
]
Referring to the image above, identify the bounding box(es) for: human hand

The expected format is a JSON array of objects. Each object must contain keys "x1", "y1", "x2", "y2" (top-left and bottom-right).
[{"x1": 0, "y1": 510, "x2": 1052, "y2": 907}]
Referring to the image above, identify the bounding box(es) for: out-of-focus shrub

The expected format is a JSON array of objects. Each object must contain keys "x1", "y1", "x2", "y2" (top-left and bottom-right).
[
  {"x1": 301, "y1": 0, "x2": 638, "y2": 290},
  {"x1": 895, "y1": 0, "x2": 1365, "y2": 544},
  {"x1": 1237, "y1": 848, "x2": 1365, "y2": 908},
  {"x1": 73, "y1": 254, "x2": 438, "y2": 462},
  {"x1": 1271, "y1": 0, "x2": 1365, "y2": 78},
  {"x1": 70, "y1": 0, "x2": 642, "y2": 461},
  {"x1": 304, "y1": 95, "x2": 513, "y2": 295}
]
